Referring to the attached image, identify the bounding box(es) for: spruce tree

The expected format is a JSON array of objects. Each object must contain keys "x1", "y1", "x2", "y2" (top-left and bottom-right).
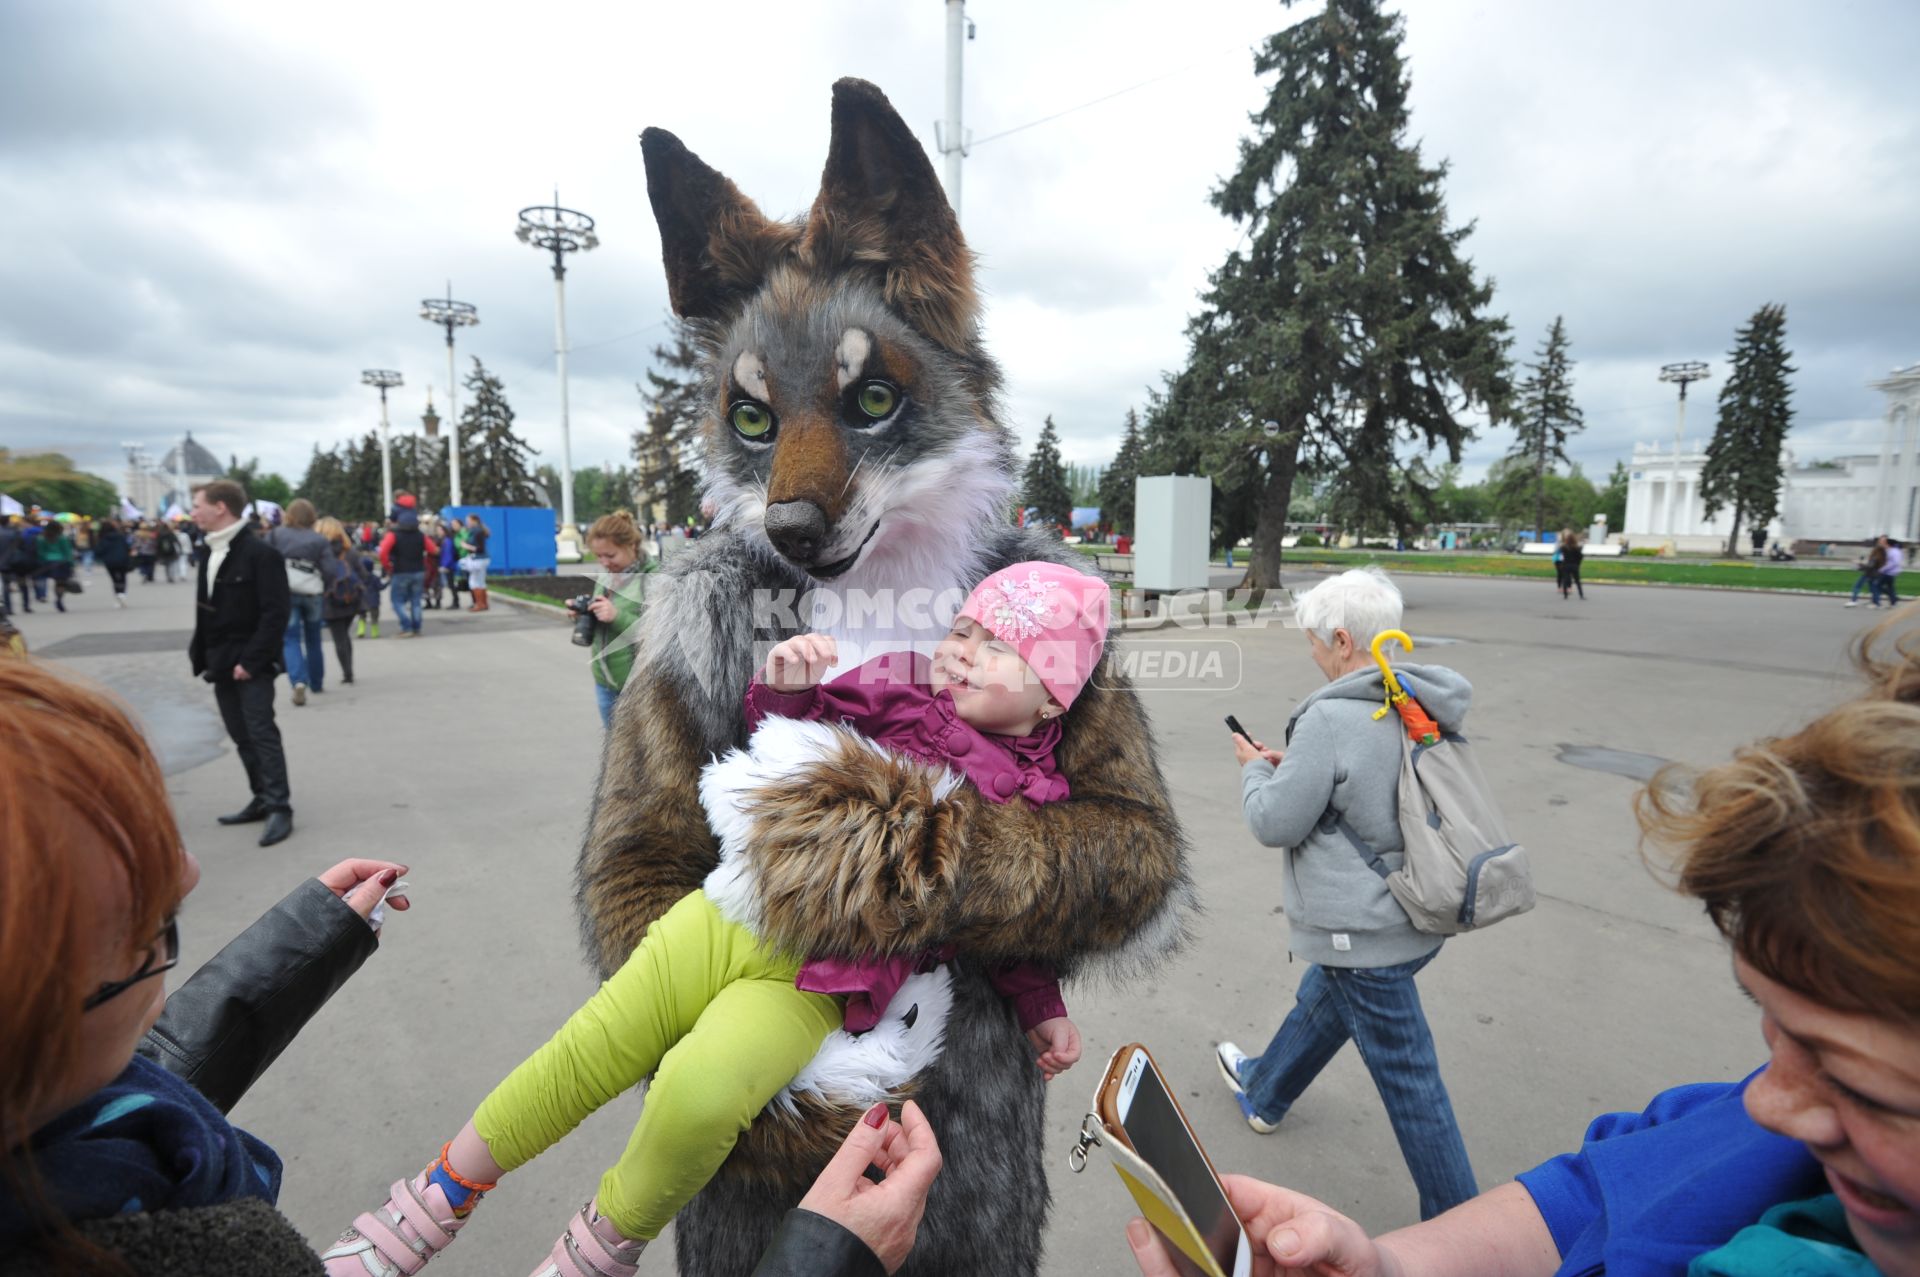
[
  {"x1": 1596, "y1": 459, "x2": 1629, "y2": 536},
  {"x1": 458, "y1": 358, "x2": 539, "y2": 507},
  {"x1": 326, "y1": 435, "x2": 384, "y2": 521},
  {"x1": 1098, "y1": 408, "x2": 1146, "y2": 535},
  {"x1": 298, "y1": 444, "x2": 342, "y2": 517},
  {"x1": 1021, "y1": 416, "x2": 1074, "y2": 531},
  {"x1": 394, "y1": 434, "x2": 441, "y2": 514},
  {"x1": 1700, "y1": 303, "x2": 1794, "y2": 557},
  {"x1": 633, "y1": 317, "x2": 706, "y2": 526},
  {"x1": 1177, "y1": 0, "x2": 1510, "y2": 587},
  {"x1": 1505, "y1": 316, "x2": 1583, "y2": 538}
]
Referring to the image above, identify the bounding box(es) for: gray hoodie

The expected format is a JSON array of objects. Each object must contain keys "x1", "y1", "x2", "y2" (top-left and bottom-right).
[
  {"x1": 267, "y1": 525, "x2": 329, "y2": 573},
  {"x1": 1240, "y1": 662, "x2": 1474, "y2": 968}
]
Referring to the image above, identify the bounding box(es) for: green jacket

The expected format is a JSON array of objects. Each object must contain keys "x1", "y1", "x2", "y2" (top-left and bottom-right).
[
  {"x1": 591, "y1": 569, "x2": 648, "y2": 691},
  {"x1": 36, "y1": 534, "x2": 76, "y2": 565}
]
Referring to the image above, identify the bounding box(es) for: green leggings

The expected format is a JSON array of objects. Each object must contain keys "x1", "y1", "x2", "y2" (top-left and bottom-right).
[{"x1": 472, "y1": 890, "x2": 843, "y2": 1239}]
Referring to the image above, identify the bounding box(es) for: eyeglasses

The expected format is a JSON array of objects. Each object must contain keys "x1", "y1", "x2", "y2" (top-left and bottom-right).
[{"x1": 83, "y1": 915, "x2": 180, "y2": 1012}]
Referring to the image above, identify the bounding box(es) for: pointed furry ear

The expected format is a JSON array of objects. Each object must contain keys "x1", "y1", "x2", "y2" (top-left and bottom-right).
[
  {"x1": 804, "y1": 78, "x2": 978, "y2": 352},
  {"x1": 642, "y1": 127, "x2": 799, "y2": 323}
]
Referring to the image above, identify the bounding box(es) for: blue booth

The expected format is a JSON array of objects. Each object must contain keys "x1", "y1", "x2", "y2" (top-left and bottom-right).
[{"x1": 439, "y1": 505, "x2": 557, "y2": 575}]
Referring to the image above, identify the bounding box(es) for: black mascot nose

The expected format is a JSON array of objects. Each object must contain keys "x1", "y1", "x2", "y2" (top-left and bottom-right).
[{"x1": 765, "y1": 500, "x2": 828, "y2": 564}]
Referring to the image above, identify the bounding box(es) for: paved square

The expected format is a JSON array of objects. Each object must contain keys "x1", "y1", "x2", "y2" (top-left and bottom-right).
[{"x1": 22, "y1": 568, "x2": 1873, "y2": 1273}]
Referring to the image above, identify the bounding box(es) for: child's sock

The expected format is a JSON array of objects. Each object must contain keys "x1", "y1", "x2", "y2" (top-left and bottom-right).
[{"x1": 426, "y1": 1141, "x2": 497, "y2": 1218}]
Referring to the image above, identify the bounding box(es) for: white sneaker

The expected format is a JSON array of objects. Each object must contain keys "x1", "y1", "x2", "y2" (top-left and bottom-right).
[
  {"x1": 1846, "y1": 600, "x2": 1860, "y2": 607},
  {"x1": 1215, "y1": 1041, "x2": 1277, "y2": 1134},
  {"x1": 293, "y1": 683, "x2": 308, "y2": 706}
]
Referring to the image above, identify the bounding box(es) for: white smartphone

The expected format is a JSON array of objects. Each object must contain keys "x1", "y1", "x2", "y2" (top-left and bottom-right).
[{"x1": 1095, "y1": 1044, "x2": 1253, "y2": 1277}]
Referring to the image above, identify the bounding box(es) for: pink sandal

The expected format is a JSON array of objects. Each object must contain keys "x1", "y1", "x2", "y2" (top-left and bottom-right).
[
  {"x1": 321, "y1": 1155, "x2": 485, "y2": 1277},
  {"x1": 525, "y1": 1197, "x2": 648, "y2": 1277}
]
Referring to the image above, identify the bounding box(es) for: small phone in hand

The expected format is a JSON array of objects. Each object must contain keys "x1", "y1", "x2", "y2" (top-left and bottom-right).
[
  {"x1": 1069, "y1": 1044, "x2": 1253, "y2": 1277},
  {"x1": 1223, "y1": 715, "x2": 1255, "y2": 745}
]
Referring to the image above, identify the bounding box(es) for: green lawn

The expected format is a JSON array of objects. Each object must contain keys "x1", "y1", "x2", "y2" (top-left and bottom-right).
[
  {"x1": 1262, "y1": 548, "x2": 1859, "y2": 593},
  {"x1": 488, "y1": 583, "x2": 566, "y2": 608}
]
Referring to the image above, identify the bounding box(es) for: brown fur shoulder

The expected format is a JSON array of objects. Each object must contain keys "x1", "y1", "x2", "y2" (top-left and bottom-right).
[{"x1": 740, "y1": 659, "x2": 1193, "y2": 972}]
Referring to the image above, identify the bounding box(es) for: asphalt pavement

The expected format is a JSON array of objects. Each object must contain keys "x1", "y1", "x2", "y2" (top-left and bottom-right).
[{"x1": 18, "y1": 564, "x2": 1882, "y2": 1274}]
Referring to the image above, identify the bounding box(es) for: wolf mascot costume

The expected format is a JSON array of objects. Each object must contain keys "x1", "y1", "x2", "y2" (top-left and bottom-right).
[{"x1": 576, "y1": 79, "x2": 1193, "y2": 1276}]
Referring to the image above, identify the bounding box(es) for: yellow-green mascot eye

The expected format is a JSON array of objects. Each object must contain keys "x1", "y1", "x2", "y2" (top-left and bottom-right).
[
  {"x1": 856, "y1": 381, "x2": 897, "y2": 419},
  {"x1": 730, "y1": 401, "x2": 773, "y2": 438}
]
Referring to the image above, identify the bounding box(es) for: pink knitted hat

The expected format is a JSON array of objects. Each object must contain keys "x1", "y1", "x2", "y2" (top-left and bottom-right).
[{"x1": 957, "y1": 561, "x2": 1111, "y2": 709}]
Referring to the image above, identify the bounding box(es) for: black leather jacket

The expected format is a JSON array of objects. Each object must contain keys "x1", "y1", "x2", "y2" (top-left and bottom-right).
[
  {"x1": 138, "y1": 877, "x2": 380, "y2": 1114},
  {"x1": 752, "y1": 1208, "x2": 887, "y2": 1277},
  {"x1": 111, "y1": 881, "x2": 883, "y2": 1276}
]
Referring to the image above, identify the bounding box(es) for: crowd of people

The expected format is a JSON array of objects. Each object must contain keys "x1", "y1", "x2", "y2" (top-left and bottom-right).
[
  {"x1": 0, "y1": 511, "x2": 196, "y2": 616},
  {"x1": 1, "y1": 480, "x2": 1916, "y2": 1276}
]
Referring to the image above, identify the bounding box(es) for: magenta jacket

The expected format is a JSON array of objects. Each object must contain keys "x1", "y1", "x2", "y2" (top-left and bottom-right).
[{"x1": 744, "y1": 651, "x2": 1070, "y2": 1032}]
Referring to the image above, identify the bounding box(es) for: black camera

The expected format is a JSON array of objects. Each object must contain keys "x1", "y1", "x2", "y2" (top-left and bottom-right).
[{"x1": 567, "y1": 594, "x2": 597, "y2": 647}]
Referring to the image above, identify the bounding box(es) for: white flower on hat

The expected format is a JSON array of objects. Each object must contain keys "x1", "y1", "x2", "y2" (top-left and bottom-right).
[{"x1": 978, "y1": 568, "x2": 1062, "y2": 642}]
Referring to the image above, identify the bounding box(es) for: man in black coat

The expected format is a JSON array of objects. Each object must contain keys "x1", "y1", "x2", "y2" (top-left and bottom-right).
[{"x1": 189, "y1": 480, "x2": 295, "y2": 846}]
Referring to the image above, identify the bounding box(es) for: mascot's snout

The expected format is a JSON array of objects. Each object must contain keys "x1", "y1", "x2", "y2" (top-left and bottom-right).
[{"x1": 764, "y1": 499, "x2": 827, "y2": 565}]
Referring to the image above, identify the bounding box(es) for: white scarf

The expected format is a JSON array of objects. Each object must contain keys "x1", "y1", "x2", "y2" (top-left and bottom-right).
[{"x1": 201, "y1": 519, "x2": 246, "y2": 599}]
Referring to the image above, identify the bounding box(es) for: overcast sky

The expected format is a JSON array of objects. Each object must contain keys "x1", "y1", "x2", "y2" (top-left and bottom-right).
[{"x1": 3, "y1": 0, "x2": 1916, "y2": 501}]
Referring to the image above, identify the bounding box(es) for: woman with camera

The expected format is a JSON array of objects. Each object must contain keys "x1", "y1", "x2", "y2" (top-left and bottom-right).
[{"x1": 567, "y1": 510, "x2": 649, "y2": 728}]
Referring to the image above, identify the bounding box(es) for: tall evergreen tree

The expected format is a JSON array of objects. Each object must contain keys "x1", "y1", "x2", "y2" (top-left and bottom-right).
[
  {"x1": 392, "y1": 434, "x2": 442, "y2": 515},
  {"x1": 1505, "y1": 316, "x2": 1583, "y2": 537},
  {"x1": 298, "y1": 444, "x2": 342, "y2": 516},
  {"x1": 1063, "y1": 463, "x2": 1104, "y2": 507},
  {"x1": 1139, "y1": 370, "x2": 1263, "y2": 556},
  {"x1": 1172, "y1": 0, "x2": 1510, "y2": 586},
  {"x1": 223, "y1": 456, "x2": 292, "y2": 508},
  {"x1": 633, "y1": 317, "x2": 706, "y2": 527},
  {"x1": 342, "y1": 433, "x2": 385, "y2": 520},
  {"x1": 1021, "y1": 416, "x2": 1074, "y2": 530},
  {"x1": 1596, "y1": 460, "x2": 1629, "y2": 538},
  {"x1": 1098, "y1": 408, "x2": 1146, "y2": 535},
  {"x1": 1700, "y1": 303, "x2": 1794, "y2": 556},
  {"x1": 458, "y1": 358, "x2": 539, "y2": 507}
]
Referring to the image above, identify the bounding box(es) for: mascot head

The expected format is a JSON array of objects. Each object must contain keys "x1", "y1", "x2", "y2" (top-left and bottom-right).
[{"x1": 642, "y1": 79, "x2": 1014, "y2": 590}]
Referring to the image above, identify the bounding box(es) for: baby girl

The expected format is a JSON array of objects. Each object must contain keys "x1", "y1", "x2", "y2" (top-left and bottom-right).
[{"x1": 324, "y1": 561, "x2": 1111, "y2": 1277}]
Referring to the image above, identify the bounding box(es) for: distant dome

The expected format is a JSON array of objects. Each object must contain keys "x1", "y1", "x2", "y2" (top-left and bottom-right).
[{"x1": 158, "y1": 433, "x2": 223, "y2": 476}]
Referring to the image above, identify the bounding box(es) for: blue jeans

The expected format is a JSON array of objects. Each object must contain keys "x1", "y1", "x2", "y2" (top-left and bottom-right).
[
  {"x1": 390, "y1": 571, "x2": 425, "y2": 632},
  {"x1": 283, "y1": 593, "x2": 326, "y2": 690},
  {"x1": 1873, "y1": 575, "x2": 1900, "y2": 607},
  {"x1": 1242, "y1": 952, "x2": 1477, "y2": 1219},
  {"x1": 594, "y1": 681, "x2": 621, "y2": 728}
]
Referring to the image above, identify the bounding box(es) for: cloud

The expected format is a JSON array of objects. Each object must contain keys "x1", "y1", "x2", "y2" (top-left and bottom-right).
[{"x1": 1, "y1": 0, "x2": 1914, "y2": 506}]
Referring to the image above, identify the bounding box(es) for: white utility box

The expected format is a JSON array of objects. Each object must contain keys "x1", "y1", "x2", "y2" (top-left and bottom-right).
[{"x1": 1134, "y1": 475, "x2": 1212, "y2": 592}]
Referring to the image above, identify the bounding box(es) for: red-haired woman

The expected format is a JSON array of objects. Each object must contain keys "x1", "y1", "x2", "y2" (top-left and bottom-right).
[
  {"x1": 1132, "y1": 615, "x2": 1920, "y2": 1277},
  {"x1": 0, "y1": 659, "x2": 408, "y2": 1272}
]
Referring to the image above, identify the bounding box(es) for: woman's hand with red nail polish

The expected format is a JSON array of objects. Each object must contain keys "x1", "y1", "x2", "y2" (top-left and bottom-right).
[{"x1": 797, "y1": 1100, "x2": 944, "y2": 1273}]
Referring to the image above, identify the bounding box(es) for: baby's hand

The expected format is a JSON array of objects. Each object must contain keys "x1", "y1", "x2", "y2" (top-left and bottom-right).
[
  {"x1": 1026, "y1": 1017, "x2": 1083, "y2": 1081},
  {"x1": 767, "y1": 634, "x2": 839, "y2": 692}
]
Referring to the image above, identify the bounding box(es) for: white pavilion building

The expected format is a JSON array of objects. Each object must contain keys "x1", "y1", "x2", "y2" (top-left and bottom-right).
[
  {"x1": 1623, "y1": 362, "x2": 1920, "y2": 552},
  {"x1": 124, "y1": 433, "x2": 222, "y2": 518}
]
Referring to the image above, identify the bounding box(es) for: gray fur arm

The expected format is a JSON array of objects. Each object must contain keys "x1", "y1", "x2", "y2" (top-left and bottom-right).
[{"x1": 575, "y1": 547, "x2": 795, "y2": 976}]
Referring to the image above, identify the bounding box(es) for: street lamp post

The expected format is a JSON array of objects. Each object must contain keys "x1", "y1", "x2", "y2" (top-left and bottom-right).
[
  {"x1": 1657, "y1": 362, "x2": 1711, "y2": 539},
  {"x1": 515, "y1": 193, "x2": 598, "y2": 537},
  {"x1": 420, "y1": 284, "x2": 479, "y2": 507},
  {"x1": 360, "y1": 370, "x2": 403, "y2": 515}
]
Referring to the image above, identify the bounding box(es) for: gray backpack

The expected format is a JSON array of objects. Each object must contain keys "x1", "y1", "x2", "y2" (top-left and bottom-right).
[{"x1": 1321, "y1": 728, "x2": 1536, "y2": 935}]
